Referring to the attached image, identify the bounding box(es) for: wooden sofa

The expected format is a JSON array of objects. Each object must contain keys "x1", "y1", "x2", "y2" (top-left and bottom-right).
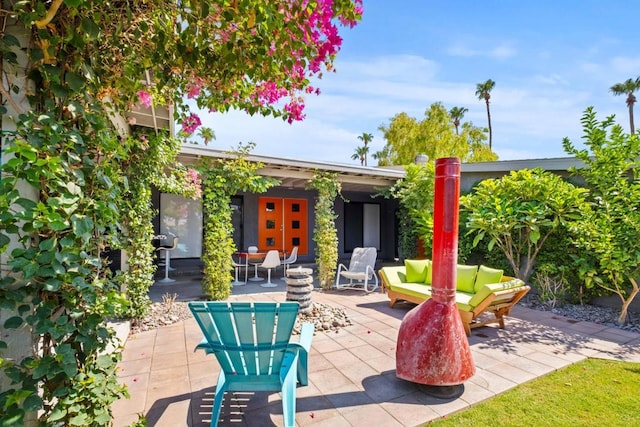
[{"x1": 379, "y1": 259, "x2": 530, "y2": 335}]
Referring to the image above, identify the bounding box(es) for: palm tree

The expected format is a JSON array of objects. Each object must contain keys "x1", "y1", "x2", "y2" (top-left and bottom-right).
[
  {"x1": 356, "y1": 132, "x2": 373, "y2": 166},
  {"x1": 475, "y1": 79, "x2": 495, "y2": 150},
  {"x1": 449, "y1": 106, "x2": 468, "y2": 135},
  {"x1": 351, "y1": 146, "x2": 369, "y2": 166},
  {"x1": 198, "y1": 126, "x2": 216, "y2": 146},
  {"x1": 610, "y1": 77, "x2": 640, "y2": 134}
]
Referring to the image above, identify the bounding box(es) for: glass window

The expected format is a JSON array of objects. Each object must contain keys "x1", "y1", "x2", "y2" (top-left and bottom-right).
[
  {"x1": 266, "y1": 202, "x2": 275, "y2": 211},
  {"x1": 292, "y1": 237, "x2": 300, "y2": 246},
  {"x1": 266, "y1": 237, "x2": 275, "y2": 247},
  {"x1": 266, "y1": 220, "x2": 275, "y2": 229},
  {"x1": 159, "y1": 193, "x2": 203, "y2": 258},
  {"x1": 291, "y1": 203, "x2": 300, "y2": 212}
]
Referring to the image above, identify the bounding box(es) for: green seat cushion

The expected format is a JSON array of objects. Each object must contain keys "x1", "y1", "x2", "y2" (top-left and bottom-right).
[
  {"x1": 456, "y1": 264, "x2": 478, "y2": 293},
  {"x1": 468, "y1": 278, "x2": 526, "y2": 308},
  {"x1": 404, "y1": 259, "x2": 431, "y2": 283},
  {"x1": 474, "y1": 265, "x2": 504, "y2": 293},
  {"x1": 389, "y1": 282, "x2": 432, "y2": 300},
  {"x1": 424, "y1": 260, "x2": 433, "y2": 285},
  {"x1": 380, "y1": 267, "x2": 406, "y2": 285},
  {"x1": 454, "y1": 291, "x2": 474, "y2": 312}
]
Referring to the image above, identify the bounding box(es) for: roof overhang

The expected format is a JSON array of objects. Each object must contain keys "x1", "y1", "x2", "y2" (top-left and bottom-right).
[
  {"x1": 177, "y1": 146, "x2": 405, "y2": 193},
  {"x1": 461, "y1": 156, "x2": 585, "y2": 172}
]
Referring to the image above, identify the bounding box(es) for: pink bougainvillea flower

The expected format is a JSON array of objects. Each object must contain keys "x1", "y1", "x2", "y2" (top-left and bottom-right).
[
  {"x1": 186, "y1": 77, "x2": 204, "y2": 99},
  {"x1": 137, "y1": 90, "x2": 152, "y2": 108},
  {"x1": 339, "y1": 0, "x2": 363, "y2": 28},
  {"x1": 186, "y1": 168, "x2": 202, "y2": 198},
  {"x1": 284, "y1": 98, "x2": 305, "y2": 123},
  {"x1": 181, "y1": 113, "x2": 202, "y2": 134}
]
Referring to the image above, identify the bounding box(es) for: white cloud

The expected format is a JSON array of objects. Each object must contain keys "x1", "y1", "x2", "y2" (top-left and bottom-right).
[
  {"x1": 336, "y1": 55, "x2": 440, "y2": 81},
  {"x1": 532, "y1": 74, "x2": 568, "y2": 86},
  {"x1": 446, "y1": 42, "x2": 516, "y2": 59},
  {"x1": 191, "y1": 49, "x2": 635, "y2": 166},
  {"x1": 610, "y1": 56, "x2": 640, "y2": 75}
]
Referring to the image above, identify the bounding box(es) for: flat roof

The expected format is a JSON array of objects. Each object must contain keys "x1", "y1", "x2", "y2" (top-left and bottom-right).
[
  {"x1": 461, "y1": 156, "x2": 585, "y2": 172},
  {"x1": 178, "y1": 146, "x2": 405, "y2": 192},
  {"x1": 179, "y1": 146, "x2": 587, "y2": 191}
]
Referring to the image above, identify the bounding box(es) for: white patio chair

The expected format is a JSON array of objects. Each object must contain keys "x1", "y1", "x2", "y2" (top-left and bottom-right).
[
  {"x1": 280, "y1": 246, "x2": 299, "y2": 279},
  {"x1": 231, "y1": 254, "x2": 247, "y2": 286},
  {"x1": 259, "y1": 250, "x2": 282, "y2": 288},
  {"x1": 335, "y1": 247, "x2": 379, "y2": 293}
]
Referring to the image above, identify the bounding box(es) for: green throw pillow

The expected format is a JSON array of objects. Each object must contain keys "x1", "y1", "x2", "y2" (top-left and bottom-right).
[
  {"x1": 456, "y1": 264, "x2": 478, "y2": 293},
  {"x1": 405, "y1": 259, "x2": 431, "y2": 283},
  {"x1": 474, "y1": 265, "x2": 504, "y2": 293},
  {"x1": 424, "y1": 260, "x2": 433, "y2": 285}
]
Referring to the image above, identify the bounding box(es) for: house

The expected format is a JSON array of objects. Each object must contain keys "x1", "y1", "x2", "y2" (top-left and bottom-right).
[
  {"x1": 152, "y1": 147, "x2": 587, "y2": 268},
  {"x1": 153, "y1": 145, "x2": 405, "y2": 265}
]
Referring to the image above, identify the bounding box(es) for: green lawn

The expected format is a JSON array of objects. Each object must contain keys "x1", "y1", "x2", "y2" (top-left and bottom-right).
[{"x1": 427, "y1": 358, "x2": 640, "y2": 427}]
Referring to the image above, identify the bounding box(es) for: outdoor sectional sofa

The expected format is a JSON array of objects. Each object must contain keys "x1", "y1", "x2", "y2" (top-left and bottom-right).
[{"x1": 379, "y1": 259, "x2": 530, "y2": 335}]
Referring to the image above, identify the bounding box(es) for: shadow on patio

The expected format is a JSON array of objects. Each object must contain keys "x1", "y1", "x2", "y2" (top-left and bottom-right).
[{"x1": 113, "y1": 275, "x2": 640, "y2": 426}]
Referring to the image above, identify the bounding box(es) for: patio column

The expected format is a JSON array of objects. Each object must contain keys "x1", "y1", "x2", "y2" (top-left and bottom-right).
[{"x1": 395, "y1": 157, "x2": 475, "y2": 388}]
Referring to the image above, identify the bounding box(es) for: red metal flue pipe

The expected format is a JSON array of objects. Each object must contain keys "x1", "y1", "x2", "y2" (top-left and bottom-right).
[{"x1": 395, "y1": 157, "x2": 475, "y2": 385}]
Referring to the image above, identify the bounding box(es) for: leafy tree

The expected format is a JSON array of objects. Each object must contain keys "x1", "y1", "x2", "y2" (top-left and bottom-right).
[
  {"x1": 0, "y1": 1, "x2": 362, "y2": 424},
  {"x1": 475, "y1": 79, "x2": 496, "y2": 150},
  {"x1": 461, "y1": 168, "x2": 589, "y2": 281},
  {"x1": 449, "y1": 106, "x2": 469, "y2": 135},
  {"x1": 563, "y1": 107, "x2": 640, "y2": 324},
  {"x1": 383, "y1": 164, "x2": 436, "y2": 259},
  {"x1": 372, "y1": 145, "x2": 392, "y2": 166},
  {"x1": 376, "y1": 102, "x2": 496, "y2": 165},
  {"x1": 609, "y1": 77, "x2": 640, "y2": 134}
]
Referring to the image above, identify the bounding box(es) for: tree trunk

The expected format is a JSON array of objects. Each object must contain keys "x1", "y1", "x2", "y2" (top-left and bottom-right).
[
  {"x1": 617, "y1": 278, "x2": 639, "y2": 325},
  {"x1": 485, "y1": 100, "x2": 493, "y2": 150}
]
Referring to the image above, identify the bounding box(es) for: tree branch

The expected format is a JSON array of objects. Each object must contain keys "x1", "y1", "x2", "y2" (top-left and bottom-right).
[{"x1": 34, "y1": 0, "x2": 64, "y2": 29}]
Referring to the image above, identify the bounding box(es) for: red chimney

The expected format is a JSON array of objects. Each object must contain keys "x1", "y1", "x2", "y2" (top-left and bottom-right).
[{"x1": 395, "y1": 157, "x2": 475, "y2": 386}]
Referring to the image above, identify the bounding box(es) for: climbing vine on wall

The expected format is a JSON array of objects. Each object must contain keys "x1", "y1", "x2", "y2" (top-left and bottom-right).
[
  {"x1": 197, "y1": 144, "x2": 278, "y2": 300},
  {"x1": 119, "y1": 129, "x2": 201, "y2": 321},
  {"x1": 307, "y1": 171, "x2": 342, "y2": 289},
  {"x1": 0, "y1": 111, "x2": 132, "y2": 425},
  {"x1": 0, "y1": 1, "x2": 360, "y2": 424}
]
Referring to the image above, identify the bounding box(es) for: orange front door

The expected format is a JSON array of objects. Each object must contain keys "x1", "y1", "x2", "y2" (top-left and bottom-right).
[{"x1": 258, "y1": 197, "x2": 307, "y2": 255}]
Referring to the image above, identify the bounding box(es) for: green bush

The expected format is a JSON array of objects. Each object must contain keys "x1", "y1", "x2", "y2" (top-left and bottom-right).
[{"x1": 461, "y1": 168, "x2": 589, "y2": 282}]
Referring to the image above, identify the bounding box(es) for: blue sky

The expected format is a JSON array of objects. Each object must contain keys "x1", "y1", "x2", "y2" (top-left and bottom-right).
[{"x1": 195, "y1": 0, "x2": 640, "y2": 165}]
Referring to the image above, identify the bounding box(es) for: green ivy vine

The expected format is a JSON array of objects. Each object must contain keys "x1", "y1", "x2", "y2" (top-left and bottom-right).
[
  {"x1": 0, "y1": 110, "x2": 130, "y2": 425},
  {"x1": 380, "y1": 163, "x2": 435, "y2": 260},
  {"x1": 197, "y1": 144, "x2": 278, "y2": 300},
  {"x1": 307, "y1": 171, "x2": 342, "y2": 289},
  {"x1": 119, "y1": 129, "x2": 200, "y2": 321}
]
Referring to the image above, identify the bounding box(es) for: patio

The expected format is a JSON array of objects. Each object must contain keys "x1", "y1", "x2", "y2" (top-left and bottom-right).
[{"x1": 112, "y1": 276, "x2": 640, "y2": 426}]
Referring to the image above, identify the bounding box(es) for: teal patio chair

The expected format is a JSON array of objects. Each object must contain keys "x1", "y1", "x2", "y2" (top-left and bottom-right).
[{"x1": 188, "y1": 301, "x2": 314, "y2": 427}]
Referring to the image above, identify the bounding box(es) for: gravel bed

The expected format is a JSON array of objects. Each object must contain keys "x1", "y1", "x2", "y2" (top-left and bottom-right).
[
  {"x1": 521, "y1": 298, "x2": 640, "y2": 333},
  {"x1": 130, "y1": 296, "x2": 640, "y2": 335},
  {"x1": 130, "y1": 300, "x2": 352, "y2": 335}
]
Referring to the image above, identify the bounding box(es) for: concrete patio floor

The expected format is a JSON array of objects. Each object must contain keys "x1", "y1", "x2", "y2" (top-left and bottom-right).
[{"x1": 112, "y1": 277, "x2": 640, "y2": 426}]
